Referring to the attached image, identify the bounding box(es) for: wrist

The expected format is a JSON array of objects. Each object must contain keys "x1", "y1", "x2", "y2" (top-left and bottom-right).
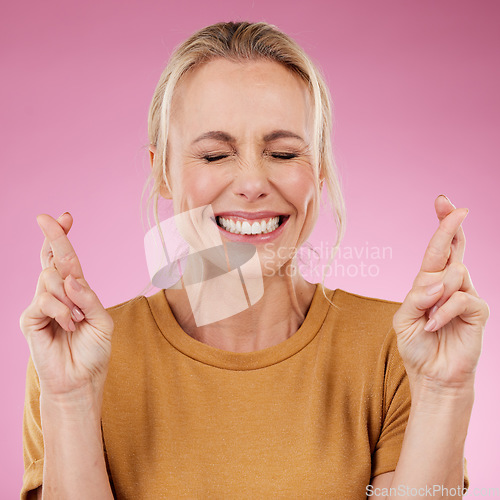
[
  {"x1": 409, "y1": 374, "x2": 475, "y2": 413},
  {"x1": 40, "y1": 385, "x2": 104, "y2": 422}
]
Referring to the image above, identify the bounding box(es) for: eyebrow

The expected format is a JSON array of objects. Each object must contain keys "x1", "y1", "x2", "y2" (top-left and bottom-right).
[{"x1": 191, "y1": 129, "x2": 306, "y2": 145}]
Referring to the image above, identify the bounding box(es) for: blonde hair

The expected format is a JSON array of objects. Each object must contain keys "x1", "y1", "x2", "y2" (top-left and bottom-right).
[{"x1": 132, "y1": 20, "x2": 346, "y2": 307}]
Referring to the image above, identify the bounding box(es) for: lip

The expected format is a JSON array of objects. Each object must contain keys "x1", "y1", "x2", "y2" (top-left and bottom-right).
[
  {"x1": 214, "y1": 211, "x2": 287, "y2": 220},
  {"x1": 212, "y1": 214, "x2": 290, "y2": 243}
]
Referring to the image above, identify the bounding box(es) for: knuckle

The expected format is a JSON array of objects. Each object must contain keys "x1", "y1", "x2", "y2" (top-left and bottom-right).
[
  {"x1": 412, "y1": 271, "x2": 426, "y2": 288},
  {"x1": 407, "y1": 287, "x2": 418, "y2": 302},
  {"x1": 482, "y1": 300, "x2": 490, "y2": 320},
  {"x1": 39, "y1": 267, "x2": 49, "y2": 281},
  {"x1": 402, "y1": 288, "x2": 413, "y2": 306},
  {"x1": 37, "y1": 291, "x2": 51, "y2": 309},
  {"x1": 40, "y1": 240, "x2": 49, "y2": 255},
  {"x1": 81, "y1": 282, "x2": 96, "y2": 300},
  {"x1": 404, "y1": 286, "x2": 427, "y2": 311},
  {"x1": 40, "y1": 266, "x2": 57, "y2": 280},
  {"x1": 19, "y1": 310, "x2": 27, "y2": 330},
  {"x1": 41, "y1": 268, "x2": 62, "y2": 291},
  {"x1": 56, "y1": 305, "x2": 72, "y2": 323},
  {"x1": 412, "y1": 281, "x2": 428, "y2": 300},
  {"x1": 449, "y1": 261, "x2": 469, "y2": 280},
  {"x1": 105, "y1": 313, "x2": 115, "y2": 332},
  {"x1": 59, "y1": 251, "x2": 76, "y2": 264},
  {"x1": 37, "y1": 291, "x2": 60, "y2": 313},
  {"x1": 448, "y1": 261, "x2": 463, "y2": 273},
  {"x1": 452, "y1": 290, "x2": 468, "y2": 307},
  {"x1": 426, "y1": 244, "x2": 441, "y2": 258}
]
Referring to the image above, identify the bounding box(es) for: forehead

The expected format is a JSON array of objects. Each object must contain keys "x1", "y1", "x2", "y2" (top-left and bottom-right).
[{"x1": 170, "y1": 58, "x2": 314, "y2": 142}]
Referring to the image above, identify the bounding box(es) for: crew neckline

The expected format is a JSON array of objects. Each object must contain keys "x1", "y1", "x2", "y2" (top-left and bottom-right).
[{"x1": 146, "y1": 282, "x2": 338, "y2": 370}]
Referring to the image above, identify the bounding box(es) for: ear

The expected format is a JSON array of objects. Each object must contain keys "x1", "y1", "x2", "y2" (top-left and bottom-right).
[
  {"x1": 160, "y1": 185, "x2": 173, "y2": 199},
  {"x1": 149, "y1": 144, "x2": 173, "y2": 200},
  {"x1": 319, "y1": 172, "x2": 325, "y2": 190},
  {"x1": 149, "y1": 144, "x2": 157, "y2": 168}
]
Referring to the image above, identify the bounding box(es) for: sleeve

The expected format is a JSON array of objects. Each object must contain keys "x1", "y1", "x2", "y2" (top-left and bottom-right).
[
  {"x1": 371, "y1": 331, "x2": 411, "y2": 479},
  {"x1": 371, "y1": 328, "x2": 470, "y2": 490},
  {"x1": 20, "y1": 356, "x2": 44, "y2": 500}
]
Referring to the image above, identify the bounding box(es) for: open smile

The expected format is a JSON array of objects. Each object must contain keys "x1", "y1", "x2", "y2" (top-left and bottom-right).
[
  {"x1": 215, "y1": 215, "x2": 287, "y2": 235},
  {"x1": 210, "y1": 212, "x2": 290, "y2": 242}
]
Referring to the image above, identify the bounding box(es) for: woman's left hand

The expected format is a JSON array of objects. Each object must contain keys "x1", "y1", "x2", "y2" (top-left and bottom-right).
[{"x1": 393, "y1": 195, "x2": 490, "y2": 389}]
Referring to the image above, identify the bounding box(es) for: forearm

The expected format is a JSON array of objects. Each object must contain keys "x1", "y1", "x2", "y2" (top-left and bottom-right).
[
  {"x1": 388, "y1": 378, "x2": 474, "y2": 499},
  {"x1": 39, "y1": 388, "x2": 113, "y2": 499}
]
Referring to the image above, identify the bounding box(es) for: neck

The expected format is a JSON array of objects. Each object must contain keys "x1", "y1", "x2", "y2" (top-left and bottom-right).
[{"x1": 164, "y1": 261, "x2": 317, "y2": 353}]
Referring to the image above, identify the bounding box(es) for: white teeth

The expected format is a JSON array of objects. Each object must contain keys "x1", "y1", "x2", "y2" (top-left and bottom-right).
[
  {"x1": 241, "y1": 221, "x2": 252, "y2": 234},
  {"x1": 217, "y1": 216, "x2": 282, "y2": 235}
]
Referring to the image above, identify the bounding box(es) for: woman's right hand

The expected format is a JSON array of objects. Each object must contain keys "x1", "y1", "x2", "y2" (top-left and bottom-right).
[{"x1": 20, "y1": 212, "x2": 114, "y2": 400}]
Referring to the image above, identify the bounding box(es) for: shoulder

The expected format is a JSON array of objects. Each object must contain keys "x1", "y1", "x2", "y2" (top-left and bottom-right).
[
  {"x1": 103, "y1": 290, "x2": 170, "y2": 353},
  {"x1": 326, "y1": 287, "x2": 402, "y2": 327},
  {"x1": 321, "y1": 286, "x2": 404, "y2": 360},
  {"x1": 326, "y1": 288, "x2": 409, "y2": 395},
  {"x1": 105, "y1": 294, "x2": 150, "y2": 329},
  {"x1": 331, "y1": 287, "x2": 402, "y2": 309}
]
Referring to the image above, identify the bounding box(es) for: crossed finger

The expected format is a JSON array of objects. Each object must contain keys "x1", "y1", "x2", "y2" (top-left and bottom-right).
[
  {"x1": 36, "y1": 213, "x2": 85, "y2": 280},
  {"x1": 427, "y1": 261, "x2": 479, "y2": 320},
  {"x1": 40, "y1": 212, "x2": 72, "y2": 270},
  {"x1": 34, "y1": 266, "x2": 85, "y2": 323},
  {"x1": 434, "y1": 195, "x2": 466, "y2": 265},
  {"x1": 420, "y1": 201, "x2": 469, "y2": 274}
]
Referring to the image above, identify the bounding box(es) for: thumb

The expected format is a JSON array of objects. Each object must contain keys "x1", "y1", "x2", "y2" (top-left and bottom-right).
[
  {"x1": 393, "y1": 281, "x2": 444, "y2": 333},
  {"x1": 63, "y1": 274, "x2": 114, "y2": 334}
]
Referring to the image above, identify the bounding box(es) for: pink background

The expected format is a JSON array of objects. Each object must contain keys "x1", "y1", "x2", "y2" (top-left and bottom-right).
[{"x1": 2, "y1": 0, "x2": 498, "y2": 496}]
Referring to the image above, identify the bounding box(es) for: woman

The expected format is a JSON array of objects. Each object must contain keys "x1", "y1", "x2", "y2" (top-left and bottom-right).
[{"x1": 20, "y1": 21, "x2": 489, "y2": 499}]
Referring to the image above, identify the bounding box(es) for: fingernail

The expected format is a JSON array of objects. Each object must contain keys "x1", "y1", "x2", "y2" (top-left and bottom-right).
[
  {"x1": 438, "y1": 194, "x2": 457, "y2": 209},
  {"x1": 71, "y1": 306, "x2": 84, "y2": 321},
  {"x1": 57, "y1": 211, "x2": 71, "y2": 221},
  {"x1": 68, "y1": 319, "x2": 76, "y2": 332},
  {"x1": 424, "y1": 318, "x2": 437, "y2": 332},
  {"x1": 429, "y1": 305, "x2": 439, "y2": 317},
  {"x1": 68, "y1": 274, "x2": 82, "y2": 291},
  {"x1": 426, "y1": 282, "x2": 443, "y2": 295}
]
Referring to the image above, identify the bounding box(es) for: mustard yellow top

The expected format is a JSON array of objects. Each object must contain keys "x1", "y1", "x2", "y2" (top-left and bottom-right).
[{"x1": 21, "y1": 284, "x2": 469, "y2": 498}]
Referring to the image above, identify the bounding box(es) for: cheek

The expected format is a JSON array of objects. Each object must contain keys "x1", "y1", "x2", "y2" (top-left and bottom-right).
[
  {"x1": 176, "y1": 168, "x2": 228, "y2": 210},
  {"x1": 274, "y1": 166, "x2": 318, "y2": 214}
]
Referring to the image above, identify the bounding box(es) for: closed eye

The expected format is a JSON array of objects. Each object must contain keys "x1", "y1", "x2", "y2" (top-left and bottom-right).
[
  {"x1": 203, "y1": 154, "x2": 228, "y2": 162},
  {"x1": 270, "y1": 153, "x2": 298, "y2": 160},
  {"x1": 202, "y1": 153, "x2": 298, "y2": 163}
]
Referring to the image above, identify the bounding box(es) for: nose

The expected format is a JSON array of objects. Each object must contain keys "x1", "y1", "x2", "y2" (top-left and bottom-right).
[{"x1": 232, "y1": 164, "x2": 271, "y2": 202}]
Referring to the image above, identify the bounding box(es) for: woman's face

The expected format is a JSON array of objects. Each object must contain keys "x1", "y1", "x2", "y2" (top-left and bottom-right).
[{"x1": 164, "y1": 57, "x2": 321, "y2": 276}]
